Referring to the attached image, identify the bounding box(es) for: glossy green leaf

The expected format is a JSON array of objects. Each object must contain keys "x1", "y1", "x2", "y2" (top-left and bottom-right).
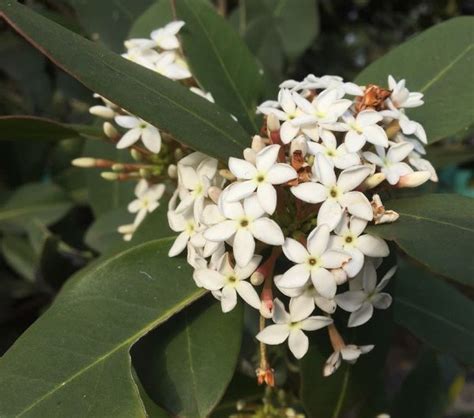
[
  {"x1": 0, "y1": 0, "x2": 249, "y2": 161},
  {"x1": 128, "y1": 0, "x2": 173, "y2": 38},
  {"x1": 133, "y1": 296, "x2": 243, "y2": 417},
  {"x1": 176, "y1": 0, "x2": 262, "y2": 133},
  {"x1": 0, "y1": 182, "x2": 72, "y2": 232},
  {"x1": 66, "y1": 0, "x2": 153, "y2": 51},
  {"x1": 0, "y1": 237, "x2": 207, "y2": 417},
  {"x1": 1, "y1": 235, "x2": 36, "y2": 282},
  {"x1": 367, "y1": 194, "x2": 474, "y2": 286},
  {"x1": 394, "y1": 259, "x2": 474, "y2": 365},
  {"x1": 355, "y1": 17, "x2": 474, "y2": 143},
  {"x1": 426, "y1": 145, "x2": 474, "y2": 168}
]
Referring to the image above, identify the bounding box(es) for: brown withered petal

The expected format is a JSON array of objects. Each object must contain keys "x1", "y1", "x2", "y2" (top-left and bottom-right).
[{"x1": 355, "y1": 84, "x2": 391, "y2": 113}]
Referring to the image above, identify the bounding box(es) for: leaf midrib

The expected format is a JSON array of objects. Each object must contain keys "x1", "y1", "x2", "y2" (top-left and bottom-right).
[
  {"x1": 11, "y1": 237, "x2": 207, "y2": 417},
  {"x1": 398, "y1": 211, "x2": 474, "y2": 233}
]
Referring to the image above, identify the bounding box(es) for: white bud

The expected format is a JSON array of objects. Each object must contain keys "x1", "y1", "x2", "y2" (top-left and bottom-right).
[
  {"x1": 71, "y1": 157, "x2": 96, "y2": 168},
  {"x1": 362, "y1": 173, "x2": 385, "y2": 189},
  {"x1": 208, "y1": 186, "x2": 222, "y2": 204},
  {"x1": 89, "y1": 105, "x2": 115, "y2": 119},
  {"x1": 101, "y1": 172, "x2": 118, "y2": 181},
  {"x1": 250, "y1": 271, "x2": 264, "y2": 286},
  {"x1": 267, "y1": 113, "x2": 280, "y2": 132},
  {"x1": 397, "y1": 171, "x2": 431, "y2": 188},
  {"x1": 243, "y1": 148, "x2": 256, "y2": 164},
  {"x1": 103, "y1": 122, "x2": 119, "y2": 139},
  {"x1": 251, "y1": 135, "x2": 266, "y2": 152},
  {"x1": 260, "y1": 301, "x2": 273, "y2": 319},
  {"x1": 219, "y1": 169, "x2": 236, "y2": 181},
  {"x1": 332, "y1": 268, "x2": 348, "y2": 285},
  {"x1": 290, "y1": 135, "x2": 308, "y2": 156},
  {"x1": 167, "y1": 164, "x2": 177, "y2": 179}
]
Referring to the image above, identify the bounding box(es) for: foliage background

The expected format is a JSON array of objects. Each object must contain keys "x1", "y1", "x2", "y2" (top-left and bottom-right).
[{"x1": 0, "y1": 0, "x2": 473, "y2": 417}]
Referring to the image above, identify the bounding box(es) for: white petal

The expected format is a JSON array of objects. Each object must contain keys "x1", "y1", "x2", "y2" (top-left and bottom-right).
[
  {"x1": 283, "y1": 238, "x2": 309, "y2": 264},
  {"x1": 315, "y1": 296, "x2": 337, "y2": 314},
  {"x1": 251, "y1": 218, "x2": 284, "y2": 245},
  {"x1": 316, "y1": 154, "x2": 336, "y2": 186},
  {"x1": 289, "y1": 296, "x2": 314, "y2": 322},
  {"x1": 266, "y1": 164, "x2": 297, "y2": 184},
  {"x1": 307, "y1": 224, "x2": 330, "y2": 257},
  {"x1": 221, "y1": 286, "x2": 238, "y2": 312},
  {"x1": 236, "y1": 281, "x2": 261, "y2": 309},
  {"x1": 288, "y1": 329, "x2": 309, "y2": 359},
  {"x1": 280, "y1": 120, "x2": 300, "y2": 144},
  {"x1": 372, "y1": 293, "x2": 392, "y2": 309},
  {"x1": 115, "y1": 115, "x2": 139, "y2": 128},
  {"x1": 233, "y1": 229, "x2": 255, "y2": 267},
  {"x1": 362, "y1": 125, "x2": 388, "y2": 147},
  {"x1": 387, "y1": 142, "x2": 414, "y2": 163},
  {"x1": 235, "y1": 255, "x2": 262, "y2": 280},
  {"x1": 280, "y1": 89, "x2": 296, "y2": 114},
  {"x1": 116, "y1": 128, "x2": 141, "y2": 149},
  {"x1": 204, "y1": 220, "x2": 237, "y2": 242},
  {"x1": 350, "y1": 217, "x2": 367, "y2": 237},
  {"x1": 193, "y1": 269, "x2": 225, "y2": 291},
  {"x1": 256, "y1": 324, "x2": 290, "y2": 345},
  {"x1": 362, "y1": 262, "x2": 377, "y2": 293},
  {"x1": 228, "y1": 158, "x2": 257, "y2": 180},
  {"x1": 255, "y1": 144, "x2": 280, "y2": 172},
  {"x1": 335, "y1": 290, "x2": 366, "y2": 312},
  {"x1": 278, "y1": 264, "x2": 310, "y2": 288},
  {"x1": 291, "y1": 182, "x2": 327, "y2": 204},
  {"x1": 337, "y1": 165, "x2": 372, "y2": 192},
  {"x1": 362, "y1": 151, "x2": 383, "y2": 167},
  {"x1": 243, "y1": 194, "x2": 265, "y2": 219},
  {"x1": 311, "y1": 268, "x2": 337, "y2": 298},
  {"x1": 343, "y1": 248, "x2": 365, "y2": 278},
  {"x1": 168, "y1": 231, "x2": 189, "y2": 257},
  {"x1": 317, "y1": 199, "x2": 343, "y2": 231},
  {"x1": 300, "y1": 316, "x2": 333, "y2": 331},
  {"x1": 272, "y1": 298, "x2": 291, "y2": 324},
  {"x1": 257, "y1": 183, "x2": 277, "y2": 215},
  {"x1": 142, "y1": 126, "x2": 161, "y2": 153},
  {"x1": 345, "y1": 130, "x2": 365, "y2": 152},
  {"x1": 348, "y1": 302, "x2": 374, "y2": 327},
  {"x1": 376, "y1": 265, "x2": 397, "y2": 292},
  {"x1": 339, "y1": 191, "x2": 373, "y2": 221},
  {"x1": 357, "y1": 110, "x2": 382, "y2": 126},
  {"x1": 225, "y1": 180, "x2": 256, "y2": 202},
  {"x1": 321, "y1": 250, "x2": 350, "y2": 269},
  {"x1": 357, "y1": 234, "x2": 389, "y2": 257}
]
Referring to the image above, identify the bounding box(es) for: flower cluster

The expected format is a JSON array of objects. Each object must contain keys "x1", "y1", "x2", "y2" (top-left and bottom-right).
[
  {"x1": 75, "y1": 21, "x2": 214, "y2": 241},
  {"x1": 167, "y1": 73, "x2": 437, "y2": 377}
]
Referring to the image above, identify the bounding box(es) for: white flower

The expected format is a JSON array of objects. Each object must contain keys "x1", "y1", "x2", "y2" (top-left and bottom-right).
[
  {"x1": 342, "y1": 110, "x2": 388, "y2": 152},
  {"x1": 291, "y1": 88, "x2": 352, "y2": 131},
  {"x1": 256, "y1": 298, "x2": 333, "y2": 359},
  {"x1": 125, "y1": 21, "x2": 185, "y2": 51},
  {"x1": 176, "y1": 155, "x2": 218, "y2": 219},
  {"x1": 291, "y1": 154, "x2": 373, "y2": 230},
  {"x1": 154, "y1": 51, "x2": 192, "y2": 80},
  {"x1": 194, "y1": 254, "x2": 262, "y2": 312},
  {"x1": 275, "y1": 276, "x2": 337, "y2": 314},
  {"x1": 115, "y1": 115, "x2": 161, "y2": 153},
  {"x1": 363, "y1": 142, "x2": 414, "y2": 185},
  {"x1": 387, "y1": 75, "x2": 424, "y2": 109},
  {"x1": 323, "y1": 344, "x2": 374, "y2": 376},
  {"x1": 128, "y1": 180, "x2": 165, "y2": 226},
  {"x1": 408, "y1": 152, "x2": 438, "y2": 182},
  {"x1": 277, "y1": 224, "x2": 351, "y2": 298},
  {"x1": 190, "y1": 87, "x2": 215, "y2": 103},
  {"x1": 226, "y1": 144, "x2": 297, "y2": 214},
  {"x1": 117, "y1": 223, "x2": 137, "y2": 241},
  {"x1": 204, "y1": 195, "x2": 284, "y2": 267},
  {"x1": 122, "y1": 47, "x2": 159, "y2": 70},
  {"x1": 335, "y1": 261, "x2": 396, "y2": 327},
  {"x1": 300, "y1": 74, "x2": 364, "y2": 96},
  {"x1": 330, "y1": 214, "x2": 389, "y2": 277},
  {"x1": 307, "y1": 130, "x2": 360, "y2": 169},
  {"x1": 257, "y1": 89, "x2": 302, "y2": 143}
]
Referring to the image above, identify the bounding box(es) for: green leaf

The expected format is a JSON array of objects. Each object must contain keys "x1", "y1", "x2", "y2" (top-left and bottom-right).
[
  {"x1": 426, "y1": 145, "x2": 474, "y2": 168},
  {"x1": 66, "y1": 0, "x2": 153, "y2": 51},
  {"x1": 355, "y1": 17, "x2": 474, "y2": 143},
  {"x1": 176, "y1": 0, "x2": 262, "y2": 133},
  {"x1": 394, "y1": 258, "x2": 474, "y2": 365},
  {"x1": 1, "y1": 235, "x2": 36, "y2": 281},
  {"x1": 128, "y1": 0, "x2": 173, "y2": 38},
  {"x1": 133, "y1": 296, "x2": 243, "y2": 417},
  {"x1": 0, "y1": 182, "x2": 72, "y2": 232},
  {"x1": 0, "y1": 115, "x2": 76, "y2": 141},
  {"x1": 0, "y1": 0, "x2": 249, "y2": 161},
  {"x1": 0, "y1": 237, "x2": 207, "y2": 417},
  {"x1": 367, "y1": 194, "x2": 474, "y2": 286},
  {"x1": 391, "y1": 350, "x2": 451, "y2": 418}
]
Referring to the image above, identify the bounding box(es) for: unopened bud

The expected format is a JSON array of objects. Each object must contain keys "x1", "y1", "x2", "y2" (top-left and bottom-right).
[
  {"x1": 243, "y1": 148, "x2": 256, "y2": 164},
  {"x1": 362, "y1": 173, "x2": 385, "y2": 190},
  {"x1": 332, "y1": 268, "x2": 348, "y2": 285},
  {"x1": 260, "y1": 301, "x2": 273, "y2": 319},
  {"x1": 103, "y1": 122, "x2": 119, "y2": 139},
  {"x1": 89, "y1": 105, "x2": 115, "y2": 119},
  {"x1": 290, "y1": 135, "x2": 308, "y2": 156},
  {"x1": 208, "y1": 186, "x2": 222, "y2": 203},
  {"x1": 250, "y1": 271, "x2": 265, "y2": 286},
  {"x1": 101, "y1": 172, "x2": 118, "y2": 181},
  {"x1": 167, "y1": 164, "x2": 177, "y2": 179},
  {"x1": 397, "y1": 171, "x2": 431, "y2": 188},
  {"x1": 130, "y1": 148, "x2": 142, "y2": 161},
  {"x1": 266, "y1": 113, "x2": 280, "y2": 132},
  {"x1": 117, "y1": 223, "x2": 136, "y2": 234},
  {"x1": 236, "y1": 400, "x2": 246, "y2": 411},
  {"x1": 219, "y1": 169, "x2": 236, "y2": 181},
  {"x1": 72, "y1": 157, "x2": 96, "y2": 168},
  {"x1": 139, "y1": 168, "x2": 149, "y2": 178},
  {"x1": 112, "y1": 163, "x2": 125, "y2": 172},
  {"x1": 251, "y1": 135, "x2": 267, "y2": 152},
  {"x1": 174, "y1": 148, "x2": 184, "y2": 160}
]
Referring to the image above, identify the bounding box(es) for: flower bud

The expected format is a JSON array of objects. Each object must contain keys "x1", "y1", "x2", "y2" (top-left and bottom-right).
[
  {"x1": 208, "y1": 186, "x2": 222, "y2": 203},
  {"x1": 167, "y1": 164, "x2": 177, "y2": 179},
  {"x1": 112, "y1": 163, "x2": 125, "y2": 172},
  {"x1": 361, "y1": 172, "x2": 385, "y2": 190},
  {"x1": 101, "y1": 172, "x2": 118, "y2": 181},
  {"x1": 174, "y1": 148, "x2": 184, "y2": 160},
  {"x1": 290, "y1": 135, "x2": 308, "y2": 156},
  {"x1": 71, "y1": 157, "x2": 96, "y2": 168},
  {"x1": 266, "y1": 113, "x2": 280, "y2": 132},
  {"x1": 332, "y1": 268, "x2": 348, "y2": 285},
  {"x1": 243, "y1": 148, "x2": 257, "y2": 164},
  {"x1": 89, "y1": 105, "x2": 115, "y2": 119},
  {"x1": 219, "y1": 169, "x2": 236, "y2": 181},
  {"x1": 397, "y1": 171, "x2": 431, "y2": 188},
  {"x1": 260, "y1": 301, "x2": 273, "y2": 319},
  {"x1": 103, "y1": 122, "x2": 119, "y2": 139},
  {"x1": 250, "y1": 271, "x2": 265, "y2": 286},
  {"x1": 251, "y1": 135, "x2": 266, "y2": 152}
]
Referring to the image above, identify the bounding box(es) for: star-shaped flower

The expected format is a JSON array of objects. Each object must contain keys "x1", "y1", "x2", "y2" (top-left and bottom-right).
[
  {"x1": 256, "y1": 298, "x2": 333, "y2": 359},
  {"x1": 115, "y1": 115, "x2": 161, "y2": 153},
  {"x1": 128, "y1": 180, "x2": 165, "y2": 226},
  {"x1": 277, "y1": 224, "x2": 350, "y2": 298},
  {"x1": 341, "y1": 110, "x2": 388, "y2": 152},
  {"x1": 323, "y1": 344, "x2": 374, "y2": 376},
  {"x1": 226, "y1": 144, "x2": 297, "y2": 214}
]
